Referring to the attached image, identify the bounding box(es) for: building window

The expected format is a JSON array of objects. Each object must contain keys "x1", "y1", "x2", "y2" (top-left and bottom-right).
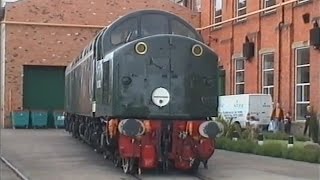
[
  {"x1": 236, "y1": 0, "x2": 247, "y2": 22},
  {"x1": 192, "y1": 0, "x2": 201, "y2": 12},
  {"x1": 295, "y1": 47, "x2": 310, "y2": 121},
  {"x1": 213, "y1": 0, "x2": 222, "y2": 28},
  {"x1": 263, "y1": 0, "x2": 276, "y2": 14},
  {"x1": 297, "y1": 0, "x2": 310, "y2": 4},
  {"x1": 262, "y1": 53, "x2": 274, "y2": 100},
  {"x1": 235, "y1": 58, "x2": 245, "y2": 94},
  {"x1": 174, "y1": 0, "x2": 201, "y2": 12}
]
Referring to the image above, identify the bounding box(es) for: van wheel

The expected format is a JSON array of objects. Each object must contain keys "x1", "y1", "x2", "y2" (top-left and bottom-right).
[{"x1": 234, "y1": 122, "x2": 241, "y2": 131}]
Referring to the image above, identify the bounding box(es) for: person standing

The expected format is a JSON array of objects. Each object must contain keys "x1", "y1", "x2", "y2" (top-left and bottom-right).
[
  {"x1": 284, "y1": 112, "x2": 292, "y2": 134},
  {"x1": 271, "y1": 102, "x2": 284, "y2": 132},
  {"x1": 304, "y1": 105, "x2": 312, "y2": 137},
  {"x1": 305, "y1": 105, "x2": 319, "y2": 143}
]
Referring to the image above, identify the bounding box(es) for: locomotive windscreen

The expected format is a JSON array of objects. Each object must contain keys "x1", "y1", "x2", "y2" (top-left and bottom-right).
[
  {"x1": 171, "y1": 19, "x2": 198, "y2": 40},
  {"x1": 96, "y1": 10, "x2": 204, "y2": 58},
  {"x1": 110, "y1": 17, "x2": 139, "y2": 45}
]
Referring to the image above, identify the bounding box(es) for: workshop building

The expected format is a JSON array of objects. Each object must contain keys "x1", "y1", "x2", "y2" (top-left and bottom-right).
[
  {"x1": 199, "y1": 0, "x2": 320, "y2": 121},
  {"x1": 0, "y1": 0, "x2": 200, "y2": 128}
]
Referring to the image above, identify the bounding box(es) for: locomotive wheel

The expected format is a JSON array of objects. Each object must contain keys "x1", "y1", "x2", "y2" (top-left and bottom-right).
[
  {"x1": 189, "y1": 160, "x2": 200, "y2": 174},
  {"x1": 68, "y1": 121, "x2": 73, "y2": 133},
  {"x1": 103, "y1": 151, "x2": 108, "y2": 159},
  {"x1": 122, "y1": 158, "x2": 134, "y2": 174},
  {"x1": 113, "y1": 152, "x2": 121, "y2": 167},
  {"x1": 122, "y1": 158, "x2": 130, "y2": 174},
  {"x1": 162, "y1": 159, "x2": 169, "y2": 173},
  {"x1": 72, "y1": 122, "x2": 77, "y2": 138}
]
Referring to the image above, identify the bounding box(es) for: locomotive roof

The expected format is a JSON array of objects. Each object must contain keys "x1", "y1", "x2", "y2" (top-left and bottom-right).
[
  {"x1": 106, "y1": 9, "x2": 203, "y2": 41},
  {"x1": 110, "y1": 9, "x2": 201, "y2": 34},
  {"x1": 66, "y1": 9, "x2": 203, "y2": 73},
  {"x1": 100, "y1": 9, "x2": 204, "y2": 49}
]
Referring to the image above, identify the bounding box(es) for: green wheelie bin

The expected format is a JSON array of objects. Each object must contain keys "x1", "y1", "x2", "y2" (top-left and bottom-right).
[
  {"x1": 53, "y1": 110, "x2": 65, "y2": 129},
  {"x1": 31, "y1": 110, "x2": 48, "y2": 128},
  {"x1": 11, "y1": 110, "x2": 30, "y2": 128}
]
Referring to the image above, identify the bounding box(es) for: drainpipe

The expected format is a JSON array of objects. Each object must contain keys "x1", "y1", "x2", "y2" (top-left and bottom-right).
[
  {"x1": 0, "y1": 0, "x2": 5, "y2": 128},
  {"x1": 230, "y1": 0, "x2": 234, "y2": 94},
  {"x1": 277, "y1": 0, "x2": 285, "y2": 104},
  {"x1": 289, "y1": 1, "x2": 294, "y2": 116},
  {"x1": 257, "y1": 1, "x2": 261, "y2": 94}
]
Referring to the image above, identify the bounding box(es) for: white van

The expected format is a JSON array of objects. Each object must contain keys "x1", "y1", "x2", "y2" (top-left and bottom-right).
[{"x1": 218, "y1": 94, "x2": 273, "y2": 129}]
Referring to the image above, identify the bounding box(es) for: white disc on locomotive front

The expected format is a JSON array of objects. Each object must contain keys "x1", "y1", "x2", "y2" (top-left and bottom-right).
[{"x1": 151, "y1": 87, "x2": 170, "y2": 107}]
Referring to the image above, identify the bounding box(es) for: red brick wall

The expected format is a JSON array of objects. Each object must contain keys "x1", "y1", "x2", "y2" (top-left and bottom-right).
[
  {"x1": 2, "y1": 0, "x2": 200, "y2": 127},
  {"x1": 200, "y1": 0, "x2": 320, "y2": 120}
]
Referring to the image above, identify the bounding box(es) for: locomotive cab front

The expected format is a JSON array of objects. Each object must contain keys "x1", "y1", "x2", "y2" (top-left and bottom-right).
[{"x1": 95, "y1": 11, "x2": 220, "y2": 120}]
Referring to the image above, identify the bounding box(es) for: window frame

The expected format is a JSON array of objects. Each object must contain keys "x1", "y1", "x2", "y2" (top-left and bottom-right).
[
  {"x1": 235, "y1": 58, "x2": 245, "y2": 94},
  {"x1": 262, "y1": 0, "x2": 276, "y2": 14},
  {"x1": 110, "y1": 17, "x2": 139, "y2": 46},
  {"x1": 297, "y1": 0, "x2": 310, "y2": 4},
  {"x1": 261, "y1": 52, "x2": 275, "y2": 101},
  {"x1": 295, "y1": 47, "x2": 310, "y2": 121},
  {"x1": 140, "y1": 13, "x2": 169, "y2": 37},
  {"x1": 213, "y1": 0, "x2": 223, "y2": 29},
  {"x1": 191, "y1": 0, "x2": 201, "y2": 12},
  {"x1": 236, "y1": 0, "x2": 247, "y2": 22}
]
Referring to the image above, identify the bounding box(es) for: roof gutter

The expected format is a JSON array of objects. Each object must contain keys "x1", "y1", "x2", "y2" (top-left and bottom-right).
[
  {"x1": 0, "y1": 0, "x2": 300, "y2": 30},
  {"x1": 196, "y1": 0, "x2": 299, "y2": 31}
]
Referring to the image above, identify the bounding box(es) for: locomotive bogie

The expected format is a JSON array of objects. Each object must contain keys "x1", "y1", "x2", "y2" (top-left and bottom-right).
[{"x1": 64, "y1": 115, "x2": 219, "y2": 173}]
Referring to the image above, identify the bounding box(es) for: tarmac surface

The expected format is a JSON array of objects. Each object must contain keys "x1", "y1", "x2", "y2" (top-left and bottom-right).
[
  {"x1": 1, "y1": 160, "x2": 20, "y2": 180},
  {"x1": 0, "y1": 129, "x2": 319, "y2": 180}
]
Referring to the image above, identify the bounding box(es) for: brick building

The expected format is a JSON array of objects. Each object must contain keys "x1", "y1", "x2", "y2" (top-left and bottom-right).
[
  {"x1": 0, "y1": 0, "x2": 200, "y2": 128},
  {"x1": 199, "y1": 0, "x2": 320, "y2": 121}
]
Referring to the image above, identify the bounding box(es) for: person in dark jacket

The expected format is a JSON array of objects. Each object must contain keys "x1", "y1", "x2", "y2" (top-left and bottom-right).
[
  {"x1": 304, "y1": 105, "x2": 319, "y2": 143},
  {"x1": 284, "y1": 112, "x2": 292, "y2": 134}
]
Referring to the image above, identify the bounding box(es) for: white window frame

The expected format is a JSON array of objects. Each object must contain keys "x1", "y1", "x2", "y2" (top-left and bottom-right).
[
  {"x1": 295, "y1": 47, "x2": 310, "y2": 121},
  {"x1": 261, "y1": 52, "x2": 274, "y2": 101},
  {"x1": 236, "y1": 0, "x2": 247, "y2": 22},
  {"x1": 235, "y1": 58, "x2": 245, "y2": 94},
  {"x1": 297, "y1": 0, "x2": 310, "y2": 4},
  {"x1": 213, "y1": 0, "x2": 223, "y2": 28},
  {"x1": 263, "y1": 0, "x2": 276, "y2": 14},
  {"x1": 191, "y1": 0, "x2": 201, "y2": 12}
]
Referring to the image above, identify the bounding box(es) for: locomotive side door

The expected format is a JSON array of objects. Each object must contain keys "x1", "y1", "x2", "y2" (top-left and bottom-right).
[{"x1": 93, "y1": 31, "x2": 105, "y2": 117}]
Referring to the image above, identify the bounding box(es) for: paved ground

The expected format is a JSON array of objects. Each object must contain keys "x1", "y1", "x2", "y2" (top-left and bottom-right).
[
  {"x1": 0, "y1": 161, "x2": 19, "y2": 180},
  {"x1": 199, "y1": 150, "x2": 320, "y2": 180},
  {"x1": 0, "y1": 129, "x2": 319, "y2": 180}
]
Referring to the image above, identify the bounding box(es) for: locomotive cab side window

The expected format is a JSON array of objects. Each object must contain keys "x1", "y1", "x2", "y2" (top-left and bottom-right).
[
  {"x1": 111, "y1": 17, "x2": 138, "y2": 45},
  {"x1": 141, "y1": 14, "x2": 169, "y2": 37}
]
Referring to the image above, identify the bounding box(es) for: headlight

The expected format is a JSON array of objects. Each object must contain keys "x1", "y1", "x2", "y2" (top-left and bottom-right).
[
  {"x1": 118, "y1": 119, "x2": 145, "y2": 137},
  {"x1": 135, "y1": 42, "x2": 148, "y2": 55},
  {"x1": 199, "y1": 121, "x2": 223, "y2": 139},
  {"x1": 192, "y1": 44, "x2": 203, "y2": 57}
]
